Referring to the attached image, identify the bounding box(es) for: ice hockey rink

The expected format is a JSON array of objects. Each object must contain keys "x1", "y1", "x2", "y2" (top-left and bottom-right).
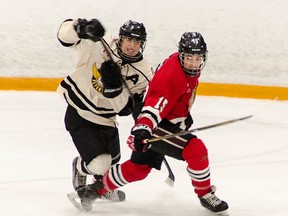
[
  {"x1": 0, "y1": 90, "x2": 287, "y2": 216},
  {"x1": 1, "y1": 0, "x2": 288, "y2": 215}
]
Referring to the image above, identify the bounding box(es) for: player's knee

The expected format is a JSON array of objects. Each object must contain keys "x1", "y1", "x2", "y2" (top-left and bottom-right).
[
  {"x1": 122, "y1": 160, "x2": 152, "y2": 181},
  {"x1": 182, "y1": 138, "x2": 208, "y2": 161},
  {"x1": 133, "y1": 164, "x2": 152, "y2": 180},
  {"x1": 86, "y1": 154, "x2": 112, "y2": 175}
]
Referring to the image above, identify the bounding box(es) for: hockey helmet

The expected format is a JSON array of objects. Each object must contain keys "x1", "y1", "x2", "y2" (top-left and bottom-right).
[
  {"x1": 117, "y1": 20, "x2": 147, "y2": 62},
  {"x1": 178, "y1": 32, "x2": 208, "y2": 76}
]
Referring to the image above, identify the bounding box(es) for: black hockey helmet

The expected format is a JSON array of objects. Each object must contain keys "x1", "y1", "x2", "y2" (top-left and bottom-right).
[
  {"x1": 117, "y1": 20, "x2": 147, "y2": 62},
  {"x1": 178, "y1": 32, "x2": 208, "y2": 76}
]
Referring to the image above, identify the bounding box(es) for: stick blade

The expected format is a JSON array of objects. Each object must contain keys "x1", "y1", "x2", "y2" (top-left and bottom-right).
[{"x1": 165, "y1": 176, "x2": 175, "y2": 187}]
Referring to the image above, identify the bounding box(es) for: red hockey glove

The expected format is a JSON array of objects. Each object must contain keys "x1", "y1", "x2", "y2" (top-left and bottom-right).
[{"x1": 127, "y1": 124, "x2": 152, "y2": 152}]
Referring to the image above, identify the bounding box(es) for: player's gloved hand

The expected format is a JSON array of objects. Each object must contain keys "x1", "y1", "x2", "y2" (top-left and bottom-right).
[
  {"x1": 184, "y1": 113, "x2": 193, "y2": 130},
  {"x1": 75, "y1": 18, "x2": 105, "y2": 42},
  {"x1": 100, "y1": 60, "x2": 122, "y2": 98},
  {"x1": 127, "y1": 124, "x2": 152, "y2": 152}
]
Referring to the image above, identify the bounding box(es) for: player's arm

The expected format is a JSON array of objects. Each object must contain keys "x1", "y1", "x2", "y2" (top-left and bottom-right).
[
  {"x1": 127, "y1": 74, "x2": 181, "y2": 152},
  {"x1": 99, "y1": 60, "x2": 134, "y2": 115},
  {"x1": 57, "y1": 18, "x2": 105, "y2": 46}
]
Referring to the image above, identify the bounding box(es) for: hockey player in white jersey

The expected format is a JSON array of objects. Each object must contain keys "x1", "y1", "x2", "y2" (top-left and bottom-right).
[{"x1": 57, "y1": 18, "x2": 152, "y2": 211}]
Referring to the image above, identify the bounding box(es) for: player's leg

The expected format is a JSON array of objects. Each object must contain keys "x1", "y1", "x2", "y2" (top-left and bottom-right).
[
  {"x1": 150, "y1": 120, "x2": 229, "y2": 214},
  {"x1": 64, "y1": 105, "x2": 121, "y2": 209},
  {"x1": 183, "y1": 138, "x2": 229, "y2": 214},
  {"x1": 100, "y1": 129, "x2": 126, "y2": 201},
  {"x1": 90, "y1": 150, "x2": 163, "y2": 196}
]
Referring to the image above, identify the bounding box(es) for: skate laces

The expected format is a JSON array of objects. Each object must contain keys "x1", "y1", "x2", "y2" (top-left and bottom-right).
[
  {"x1": 199, "y1": 186, "x2": 229, "y2": 213},
  {"x1": 202, "y1": 192, "x2": 223, "y2": 207},
  {"x1": 102, "y1": 190, "x2": 126, "y2": 201},
  {"x1": 103, "y1": 190, "x2": 120, "y2": 200}
]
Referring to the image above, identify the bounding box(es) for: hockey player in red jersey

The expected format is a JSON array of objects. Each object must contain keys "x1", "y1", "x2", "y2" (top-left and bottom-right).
[{"x1": 76, "y1": 32, "x2": 229, "y2": 215}]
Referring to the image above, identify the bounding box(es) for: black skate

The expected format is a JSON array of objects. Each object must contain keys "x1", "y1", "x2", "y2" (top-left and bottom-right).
[
  {"x1": 91, "y1": 174, "x2": 126, "y2": 202},
  {"x1": 101, "y1": 189, "x2": 126, "y2": 202},
  {"x1": 75, "y1": 182, "x2": 102, "y2": 211},
  {"x1": 72, "y1": 157, "x2": 87, "y2": 190},
  {"x1": 198, "y1": 186, "x2": 229, "y2": 216}
]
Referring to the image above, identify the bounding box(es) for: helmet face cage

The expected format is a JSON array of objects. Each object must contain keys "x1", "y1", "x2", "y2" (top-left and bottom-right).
[
  {"x1": 117, "y1": 20, "x2": 147, "y2": 62},
  {"x1": 178, "y1": 32, "x2": 208, "y2": 76}
]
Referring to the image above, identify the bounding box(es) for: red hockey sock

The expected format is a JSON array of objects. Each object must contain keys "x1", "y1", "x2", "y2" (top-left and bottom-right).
[
  {"x1": 182, "y1": 138, "x2": 211, "y2": 196},
  {"x1": 101, "y1": 160, "x2": 152, "y2": 194}
]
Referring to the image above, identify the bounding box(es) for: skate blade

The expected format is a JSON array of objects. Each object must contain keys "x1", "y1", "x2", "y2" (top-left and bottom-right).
[
  {"x1": 216, "y1": 210, "x2": 229, "y2": 216},
  {"x1": 204, "y1": 209, "x2": 229, "y2": 216},
  {"x1": 67, "y1": 192, "x2": 92, "y2": 212}
]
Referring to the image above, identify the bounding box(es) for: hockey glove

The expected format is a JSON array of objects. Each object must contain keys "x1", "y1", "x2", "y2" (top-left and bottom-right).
[
  {"x1": 100, "y1": 60, "x2": 123, "y2": 98},
  {"x1": 184, "y1": 113, "x2": 193, "y2": 130},
  {"x1": 75, "y1": 18, "x2": 105, "y2": 42},
  {"x1": 127, "y1": 124, "x2": 152, "y2": 152}
]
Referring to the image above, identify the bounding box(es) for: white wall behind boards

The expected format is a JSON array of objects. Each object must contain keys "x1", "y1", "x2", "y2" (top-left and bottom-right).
[{"x1": 0, "y1": 0, "x2": 287, "y2": 87}]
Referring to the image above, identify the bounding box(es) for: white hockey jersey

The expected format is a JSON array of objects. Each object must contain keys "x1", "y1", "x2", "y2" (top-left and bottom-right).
[{"x1": 57, "y1": 19, "x2": 152, "y2": 127}]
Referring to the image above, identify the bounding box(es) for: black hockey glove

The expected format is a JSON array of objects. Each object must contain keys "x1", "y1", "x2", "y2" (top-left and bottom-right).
[
  {"x1": 100, "y1": 60, "x2": 123, "y2": 98},
  {"x1": 127, "y1": 124, "x2": 152, "y2": 152},
  {"x1": 75, "y1": 18, "x2": 105, "y2": 42},
  {"x1": 184, "y1": 113, "x2": 193, "y2": 130}
]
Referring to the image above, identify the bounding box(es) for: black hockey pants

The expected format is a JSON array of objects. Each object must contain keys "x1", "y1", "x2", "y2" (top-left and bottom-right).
[
  {"x1": 64, "y1": 105, "x2": 120, "y2": 165},
  {"x1": 131, "y1": 118, "x2": 197, "y2": 170}
]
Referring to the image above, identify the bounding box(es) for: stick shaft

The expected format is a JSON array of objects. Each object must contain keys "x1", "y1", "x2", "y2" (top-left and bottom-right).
[{"x1": 147, "y1": 115, "x2": 253, "y2": 143}]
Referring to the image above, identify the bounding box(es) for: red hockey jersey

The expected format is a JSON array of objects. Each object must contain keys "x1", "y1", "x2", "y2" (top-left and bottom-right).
[{"x1": 137, "y1": 52, "x2": 199, "y2": 130}]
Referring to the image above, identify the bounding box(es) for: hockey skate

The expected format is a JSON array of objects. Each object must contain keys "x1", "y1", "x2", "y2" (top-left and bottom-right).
[
  {"x1": 72, "y1": 157, "x2": 87, "y2": 190},
  {"x1": 77, "y1": 183, "x2": 102, "y2": 211},
  {"x1": 198, "y1": 186, "x2": 229, "y2": 216},
  {"x1": 91, "y1": 174, "x2": 126, "y2": 202},
  {"x1": 101, "y1": 189, "x2": 126, "y2": 202},
  {"x1": 68, "y1": 182, "x2": 102, "y2": 212}
]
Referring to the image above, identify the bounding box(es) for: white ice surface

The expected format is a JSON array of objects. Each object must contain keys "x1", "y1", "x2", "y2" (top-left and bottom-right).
[{"x1": 0, "y1": 91, "x2": 287, "y2": 216}]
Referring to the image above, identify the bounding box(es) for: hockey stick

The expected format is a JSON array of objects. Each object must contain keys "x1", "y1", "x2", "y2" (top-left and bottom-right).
[
  {"x1": 99, "y1": 37, "x2": 176, "y2": 186},
  {"x1": 99, "y1": 37, "x2": 132, "y2": 95},
  {"x1": 147, "y1": 115, "x2": 253, "y2": 143},
  {"x1": 99, "y1": 37, "x2": 114, "y2": 62},
  {"x1": 163, "y1": 157, "x2": 175, "y2": 187}
]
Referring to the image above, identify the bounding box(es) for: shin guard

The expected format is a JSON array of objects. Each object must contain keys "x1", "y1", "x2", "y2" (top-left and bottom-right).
[
  {"x1": 102, "y1": 160, "x2": 152, "y2": 194},
  {"x1": 182, "y1": 138, "x2": 211, "y2": 196}
]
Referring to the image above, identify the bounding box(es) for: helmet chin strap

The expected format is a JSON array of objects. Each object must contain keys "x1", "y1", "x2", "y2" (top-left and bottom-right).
[{"x1": 184, "y1": 67, "x2": 201, "y2": 77}]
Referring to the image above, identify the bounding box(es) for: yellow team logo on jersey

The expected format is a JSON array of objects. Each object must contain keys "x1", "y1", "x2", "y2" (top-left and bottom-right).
[{"x1": 91, "y1": 63, "x2": 103, "y2": 93}]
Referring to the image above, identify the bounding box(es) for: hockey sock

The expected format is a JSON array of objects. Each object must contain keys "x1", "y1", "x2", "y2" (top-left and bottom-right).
[
  {"x1": 101, "y1": 160, "x2": 152, "y2": 194},
  {"x1": 182, "y1": 138, "x2": 211, "y2": 196}
]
